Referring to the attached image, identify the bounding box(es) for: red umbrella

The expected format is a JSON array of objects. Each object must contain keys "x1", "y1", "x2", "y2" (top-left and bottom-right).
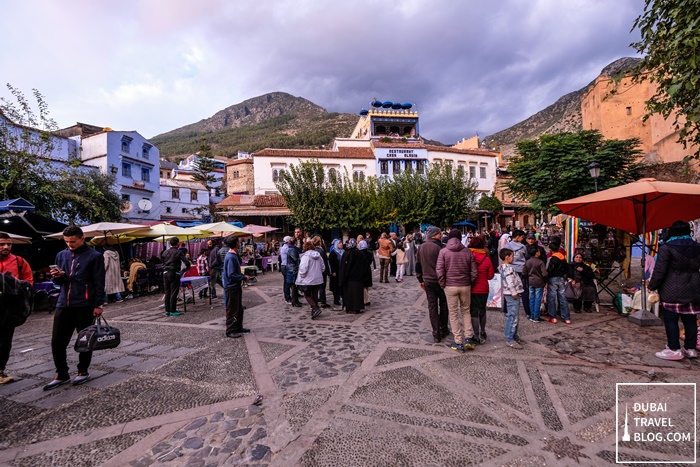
[{"x1": 555, "y1": 178, "x2": 700, "y2": 325}]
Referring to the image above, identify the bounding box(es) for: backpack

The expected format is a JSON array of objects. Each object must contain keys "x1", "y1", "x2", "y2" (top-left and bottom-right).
[{"x1": 0, "y1": 269, "x2": 34, "y2": 327}]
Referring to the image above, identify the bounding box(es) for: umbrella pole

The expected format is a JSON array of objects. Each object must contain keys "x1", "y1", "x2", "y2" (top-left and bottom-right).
[{"x1": 628, "y1": 196, "x2": 662, "y2": 326}]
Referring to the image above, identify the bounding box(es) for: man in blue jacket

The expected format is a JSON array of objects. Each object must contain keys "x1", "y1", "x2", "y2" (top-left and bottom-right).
[
  {"x1": 45, "y1": 225, "x2": 106, "y2": 389},
  {"x1": 223, "y1": 236, "x2": 250, "y2": 338}
]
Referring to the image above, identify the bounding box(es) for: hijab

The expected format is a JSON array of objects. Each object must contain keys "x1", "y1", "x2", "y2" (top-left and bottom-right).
[
  {"x1": 358, "y1": 240, "x2": 368, "y2": 250},
  {"x1": 346, "y1": 238, "x2": 357, "y2": 250},
  {"x1": 331, "y1": 238, "x2": 343, "y2": 260}
]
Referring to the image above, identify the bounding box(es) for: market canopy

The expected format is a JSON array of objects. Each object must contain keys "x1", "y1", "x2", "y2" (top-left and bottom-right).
[
  {"x1": 243, "y1": 224, "x2": 279, "y2": 234},
  {"x1": 0, "y1": 198, "x2": 35, "y2": 212},
  {"x1": 46, "y1": 221, "x2": 148, "y2": 240},
  {"x1": 131, "y1": 223, "x2": 208, "y2": 242},
  {"x1": 555, "y1": 178, "x2": 700, "y2": 234},
  {"x1": 0, "y1": 211, "x2": 67, "y2": 240},
  {"x1": 0, "y1": 231, "x2": 32, "y2": 245},
  {"x1": 197, "y1": 222, "x2": 252, "y2": 237}
]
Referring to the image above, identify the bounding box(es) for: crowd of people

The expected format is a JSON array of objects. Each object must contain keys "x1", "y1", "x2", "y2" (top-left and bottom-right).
[{"x1": 1, "y1": 219, "x2": 699, "y2": 389}]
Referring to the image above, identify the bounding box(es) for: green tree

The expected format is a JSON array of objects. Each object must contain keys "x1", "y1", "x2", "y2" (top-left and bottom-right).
[
  {"x1": 423, "y1": 163, "x2": 479, "y2": 229},
  {"x1": 632, "y1": 0, "x2": 700, "y2": 160},
  {"x1": 506, "y1": 130, "x2": 644, "y2": 212},
  {"x1": 478, "y1": 192, "x2": 503, "y2": 216},
  {"x1": 0, "y1": 85, "x2": 57, "y2": 205},
  {"x1": 51, "y1": 169, "x2": 122, "y2": 223},
  {"x1": 276, "y1": 160, "x2": 327, "y2": 231},
  {"x1": 191, "y1": 144, "x2": 220, "y2": 220},
  {"x1": 385, "y1": 169, "x2": 430, "y2": 231}
]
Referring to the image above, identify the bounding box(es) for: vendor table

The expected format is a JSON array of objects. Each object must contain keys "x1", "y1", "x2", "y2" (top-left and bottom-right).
[
  {"x1": 261, "y1": 256, "x2": 278, "y2": 272},
  {"x1": 179, "y1": 276, "x2": 211, "y2": 312}
]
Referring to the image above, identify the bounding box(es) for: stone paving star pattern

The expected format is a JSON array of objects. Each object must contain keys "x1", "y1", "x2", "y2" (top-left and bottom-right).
[{"x1": 0, "y1": 268, "x2": 698, "y2": 466}]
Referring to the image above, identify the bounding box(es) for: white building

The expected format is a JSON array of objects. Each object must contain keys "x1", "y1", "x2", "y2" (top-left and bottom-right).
[
  {"x1": 159, "y1": 178, "x2": 210, "y2": 221},
  {"x1": 57, "y1": 123, "x2": 161, "y2": 222},
  {"x1": 175, "y1": 153, "x2": 226, "y2": 204}
]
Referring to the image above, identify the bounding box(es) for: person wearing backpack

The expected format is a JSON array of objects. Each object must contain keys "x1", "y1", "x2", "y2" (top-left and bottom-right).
[{"x1": 0, "y1": 232, "x2": 34, "y2": 384}]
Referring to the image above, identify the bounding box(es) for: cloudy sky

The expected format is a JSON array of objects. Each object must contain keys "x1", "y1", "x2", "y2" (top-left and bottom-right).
[{"x1": 1, "y1": 0, "x2": 643, "y2": 145}]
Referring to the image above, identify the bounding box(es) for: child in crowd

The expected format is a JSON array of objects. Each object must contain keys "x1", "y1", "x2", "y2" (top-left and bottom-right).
[
  {"x1": 499, "y1": 248, "x2": 524, "y2": 349},
  {"x1": 523, "y1": 245, "x2": 547, "y2": 323},
  {"x1": 395, "y1": 241, "x2": 407, "y2": 282}
]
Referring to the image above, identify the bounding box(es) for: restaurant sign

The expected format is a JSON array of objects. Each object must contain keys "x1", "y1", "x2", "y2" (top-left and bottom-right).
[{"x1": 374, "y1": 148, "x2": 428, "y2": 160}]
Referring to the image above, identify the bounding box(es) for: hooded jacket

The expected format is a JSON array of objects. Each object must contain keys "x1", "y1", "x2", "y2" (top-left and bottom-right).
[
  {"x1": 504, "y1": 240, "x2": 527, "y2": 273},
  {"x1": 546, "y1": 250, "x2": 568, "y2": 279},
  {"x1": 296, "y1": 250, "x2": 325, "y2": 286},
  {"x1": 436, "y1": 238, "x2": 478, "y2": 288},
  {"x1": 648, "y1": 238, "x2": 700, "y2": 304},
  {"x1": 468, "y1": 248, "x2": 495, "y2": 294}
]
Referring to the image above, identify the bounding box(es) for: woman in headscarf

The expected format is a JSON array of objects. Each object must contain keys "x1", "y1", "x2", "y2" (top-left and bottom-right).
[
  {"x1": 404, "y1": 234, "x2": 416, "y2": 276},
  {"x1": 649, "y1": 220, "x2": 700, "y2": 361},
  {"x1": 328, "y1": 239, "x2": 344, "y2": 307},
  {"x1": 339, "y1": 238, "x2": 370, "y2": 313},
  {"x1": 358, "y1": 240, "x2": 374, "y2": 307}
]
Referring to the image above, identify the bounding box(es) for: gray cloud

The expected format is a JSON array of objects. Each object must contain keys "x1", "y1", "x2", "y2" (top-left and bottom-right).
[{"x1": 1, "y1": 0, "x2": 641, "y2": 144}]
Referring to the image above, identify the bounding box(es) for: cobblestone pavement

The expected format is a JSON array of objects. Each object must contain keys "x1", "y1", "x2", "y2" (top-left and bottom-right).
[{"x1": 1, "y1": 266, "x2": 698, "y2": 466}]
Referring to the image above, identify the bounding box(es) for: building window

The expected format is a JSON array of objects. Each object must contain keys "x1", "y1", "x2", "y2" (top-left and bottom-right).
[
  {"x1": 626, "y1": 106, "x2": 632, "y2": 116},
  {"x1": 393, "y1": 160, "x2": 401, "y2": 174},
  {"x1": 416, "y1": 160, "x2": 425, "y2": 174},
  {"x1": 172, "y1": 188, "x2": 180, "y2": 199},
  {"x1": 141, "y1": 167, "x2": 150, "y2": 182},
  {"x1": 233, "y1": 171, "x2": 239, "y2": 179},
  {"x1": 353, "y1": 170, "x2": 365, "y2": 182},
  {"x1": 501, "y1": 192, "x2": 505, "y2": 201},
  {"x1": 469, "y1": 166, "x2": 476, "y2": 178},
  {"x1": 272, "y1": 169, "x2": 279, "y2": 182},
  {"x1": 121, "y1": 136, "x2": 132, "y2": 153},
  {"x1": 181, "y1": 208, "x2": 188, "y2": 214},
  {"x1": 380, "y1": 161, "x2": 389, "y2": 175},
  {"x1": 166, "y1": 207, "x2": 172, "y2": 214},
  {"x1": 215, "y1": 188, "x2": 221, "y2": 197},
  {"x1": 121, "y1": 194, "x2": 131, "y2": 202},
  {"x1": 328, "y1": 167, "x2": 337, "y2": 181},
  {"x1": 142, "y1": 144, "x2": 151, "y2": 159},
  {"x1": 405, "y1": 162, "x2": 413, "y2": 173},
  {"x1": 480, "y1": 166, "x2": 487, "y2": 179},
  {"x1": 122, "y1": 162, "x2": 132, "y2": 178},
  {"x1": 191, "y1": 191, "x2": 198, "y2": 202}
]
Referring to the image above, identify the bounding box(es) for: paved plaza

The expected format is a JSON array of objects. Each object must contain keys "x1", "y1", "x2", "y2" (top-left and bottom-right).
[{"x1": 1, "y1": 267, "x2": 698, "y2": 466}]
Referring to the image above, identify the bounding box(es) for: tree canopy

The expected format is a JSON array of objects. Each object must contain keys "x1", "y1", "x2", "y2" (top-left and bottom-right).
[
  {"x1": 191, "y1": 144, "x2": 219, "y2": 220},
  {"x1": 0, "y1": 85, "x2": 122, "y2": 223},
  {"x1": 276, "y1": 160, "x2": 479, "y2": 231},
  {"x1": 505, "y1": 130, "x2": 644, "y2": 212},
  {"x1": 632, "y1": 0, "x2": 700, "y2": 160}
]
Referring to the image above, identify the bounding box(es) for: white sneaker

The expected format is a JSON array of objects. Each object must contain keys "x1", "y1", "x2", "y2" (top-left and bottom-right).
[
  {"x1": 681, "y1": 348, "x2": 698, "y2": 359},
  {"x1": 655, "y1": 347, "x2": 684, "y2": 361}
]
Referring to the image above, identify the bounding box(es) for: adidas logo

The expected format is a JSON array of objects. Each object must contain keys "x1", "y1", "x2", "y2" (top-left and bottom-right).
[
  {"x1": 96, "y1": 334, "x2": 116, "y2": 343},
  {"x1": 79, "y1": 336, "x2": 87, "y2": 342}
]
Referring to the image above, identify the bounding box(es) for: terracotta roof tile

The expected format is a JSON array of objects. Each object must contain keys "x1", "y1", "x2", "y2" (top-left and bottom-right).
[
  {"x1": 226, "y1": 159, "x2": 254, "y2": 166},
  {"x1": 253, "y1": 146, "x2": 375, "y2": 159}
]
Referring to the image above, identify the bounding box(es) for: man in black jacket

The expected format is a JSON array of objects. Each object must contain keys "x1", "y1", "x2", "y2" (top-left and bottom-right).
[
  {"x1": 416, "y1": 226, "x2": 449, "y2": 343},
  {"x1": 207, "y1": 238, "x2": 221, "y2": 299},
  {"x1": 161, "y1": 236, "x2": 191, "y2": 317},
  {"x1": 45, "y1": 226, "x2": 106, "y2": 390}
]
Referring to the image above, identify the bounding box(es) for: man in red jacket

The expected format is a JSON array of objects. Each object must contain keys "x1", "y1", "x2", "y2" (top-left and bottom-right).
[{"x1": 0, "y1": 232, "x2": 34, "y2": 384}]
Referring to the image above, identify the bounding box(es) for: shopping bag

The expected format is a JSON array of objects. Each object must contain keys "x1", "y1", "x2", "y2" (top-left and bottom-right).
[
  {"x1": 564, "y1": 281, "x2": 582, "y2": 301},
  {"x1": 74, "y1": 316, "x2": 121, "y2": 352}
]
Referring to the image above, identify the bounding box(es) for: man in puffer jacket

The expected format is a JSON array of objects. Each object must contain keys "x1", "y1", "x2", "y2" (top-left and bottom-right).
[
  {"x1": 416, "y1": 226, "x2": 449, "y2": 342},
  {"x1": 296, "y1": 241, "x2": 326, "y2": 319},
  {"x1": 436, "y1": 229, "x2": 479, "y2": 352}
]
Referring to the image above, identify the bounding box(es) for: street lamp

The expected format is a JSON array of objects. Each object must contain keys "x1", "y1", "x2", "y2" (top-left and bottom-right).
[{"x1": 588, "y1": 162, "x2": 600, "y2": 192}]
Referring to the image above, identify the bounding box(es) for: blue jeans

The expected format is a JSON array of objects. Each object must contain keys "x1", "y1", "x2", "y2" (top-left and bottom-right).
[
  {"x1": 517, "y1": 272, "x2": 530, "y2": 316},
  {"x1": 529, "y1": 286, "x2": 544, "y2": 320},
  {"x1": 504, "y1": 295, "x2": 520, "y2": 342},
  {"x1": 547, "y1": 277, "x2": 570, "y2": 320}
]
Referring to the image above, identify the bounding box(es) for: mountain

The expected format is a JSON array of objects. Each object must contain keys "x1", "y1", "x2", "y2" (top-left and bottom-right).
[
  {"x1": 485, "y1": 57, "x2": 642, "y2": 161},
  {"x1": 151, "y1": 92, "x2": 359, "y2": 159}
]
